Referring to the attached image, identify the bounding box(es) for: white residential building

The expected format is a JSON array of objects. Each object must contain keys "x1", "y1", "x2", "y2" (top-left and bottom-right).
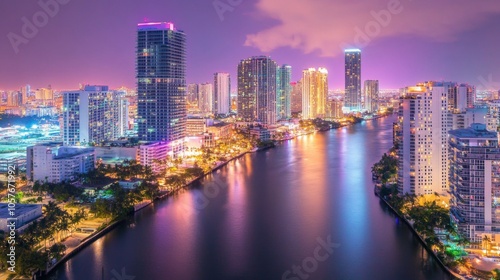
[
  {"x1": 397, "y1": 82, "x2": 452, "y2": 195},
  {"x1": 198, "y1": 83, "x2": 214, "y2": 115},
  {"x1": 213, "y1": 73, "x2": 231, "y2": 115},
  {"x1": 63, "y1": 85, "x2": 128, "y2": 146},
  {"x1": 26, "y1": 143, "x2": 95, "y2": 183},
  {"x1": 449, "y1": 124, "x2": 500, "y2": 243}
]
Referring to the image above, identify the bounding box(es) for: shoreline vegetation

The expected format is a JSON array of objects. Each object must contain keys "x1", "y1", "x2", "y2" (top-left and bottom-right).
[
  {"x1": 0, "y1": 113, "x2": 390, "y2": 279},
  {"x1": 372, "y1": 145, "x2": 500, "y2": 279}
]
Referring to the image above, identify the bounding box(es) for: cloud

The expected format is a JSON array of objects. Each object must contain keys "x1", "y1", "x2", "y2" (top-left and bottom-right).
[{"x1": 244, "y1": 0, "x2": 500, "y2": 57}]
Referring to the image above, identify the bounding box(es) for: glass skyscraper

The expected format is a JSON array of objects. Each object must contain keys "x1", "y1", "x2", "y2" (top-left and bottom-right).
[
  {"x1": 277, "y1": 65, "x2": 292, "y2": 120},
  {"x1": 344, "y1": 49, "x2": 361, "y2": 112},
  {"x1": 136, "y1": 22, "x2": 186, "y2": 142}
]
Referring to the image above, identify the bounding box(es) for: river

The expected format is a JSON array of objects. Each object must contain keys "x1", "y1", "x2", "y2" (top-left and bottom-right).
[{"x1": 50, "y1": 115, "x2": 450, "y2": 280}]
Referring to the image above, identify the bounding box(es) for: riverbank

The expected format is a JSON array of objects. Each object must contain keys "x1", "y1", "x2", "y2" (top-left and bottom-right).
[
  {"x1": 42, "y1": 148, "x2": 257, "y2": 279},
  {"x1": 40, "y1": 115, "x2": 391, "y2": 279},
  {"x1": 375, "y1": 189, "x2": 464, "y2": 280}
]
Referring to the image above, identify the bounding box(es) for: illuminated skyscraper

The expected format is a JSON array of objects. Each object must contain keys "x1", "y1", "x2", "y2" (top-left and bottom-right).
[
  {"x1": 237, "y1": 56, "x2": 277, "y2": 124},
  {"x1": 198, "y1": 82, "x2": 213, "y2": 114},
  {"x1": 291, "y1": 81, "x2": 303, "y2": 115},
  {"x1": 447, "y1": 82, "x2": 476, "y2": 112},
  {"x1": 187, "y1": 84, "x2": 199, "y2": 105},
  {"x1": 302, "y1": 68, "x2": 328, "y2": 119},
  {"x1": 344, "y1": 49, "x2": 361, "y2": 112},
  {"x1": 136, "y1": 22, "x2": 186, "y2": 142},
  {"x1": 63, "y1": 85, "x2": 124, "y2": 146},
  {"x1": 213, "y1": 73, "x2": 231, "y2": 115},
  {"x1": 364, "y1": 80, "x2": 379, "y2": 113},
  {"x1": 277, "y1": 65, "x2": 292, "y2": 120}
]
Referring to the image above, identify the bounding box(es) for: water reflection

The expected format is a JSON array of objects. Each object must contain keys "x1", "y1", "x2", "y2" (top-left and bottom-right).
[{"x1": 54, "y1": 115, "x2": 450, "y2": 280}]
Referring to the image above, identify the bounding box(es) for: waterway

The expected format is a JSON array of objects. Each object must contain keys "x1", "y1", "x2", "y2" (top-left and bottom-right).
[{"x1": 51, "y1": 115, "x2": 450, "y2": 280}]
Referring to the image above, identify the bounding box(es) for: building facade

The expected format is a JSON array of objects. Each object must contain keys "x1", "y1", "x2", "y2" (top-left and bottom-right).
[
  {"x1": 26, "y1": 144, "x2": 95, "y2": 183},
  {"x1": 449, "y1": 124, "x2": 500, "y2": 243},
  {"x1": 136, "y1": 22, "x2": 186, "y2": 142},
  {"x1": 291, "y1": 81, "x2": 302, "y2": 115},
  {"x1": 344, "y1": 49, "x2": 361, "y2": 112},
  {"x1": 364, "y1": 80, "x2": 379, "y2": 113},
  {"x1": 237, "y1": 56, "x2": 277, "y2": 125},
  {"x1": 277, "y1": 65, "x2": 292, "y2": 120},
  {"x1": 62, "y1": 85, "x2": 126, "y2": 146},
  {"x1": 302, "y1": 68, "x2": 328, "y2": 119},
  {"x1": 397, "y1": 82, "x2": 451, "y2": 195},
  {"x1": 198, "y1": 82, "x2": 213, "y2": 114},
  {"x1": 213, "y1": 73, "x2": 231, "y2": 115}
]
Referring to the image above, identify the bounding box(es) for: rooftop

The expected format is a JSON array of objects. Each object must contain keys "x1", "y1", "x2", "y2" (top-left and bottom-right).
[
  {"x1": 137, "y1": 22, "x2": 176, "y2": 31},
  {"x1": 449, "y1": 123, "x2": 498, "y2": 139},
  {"x1": 0, "y1": 203, "x2": 42, "y2": 219}
]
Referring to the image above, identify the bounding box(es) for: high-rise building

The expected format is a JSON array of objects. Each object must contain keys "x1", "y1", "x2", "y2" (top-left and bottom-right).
[
  {"x1": 136, "y1": 21, "x2": 186, "y2": 142},
  {"x1": 291, "y1": 81, "x2": 303, "y2": 115},
  {"x1": 449, "y1": 123, "x2": 500, "y2": 243},
  {"x1": 6, "y1": 91, "x2": 22, "y2": 107},
  {"x1": 451, "y1": 105, "x2": 488, "y2": 130},
  {"x1": 327, "y1": 98, "x2": 344, "y2": 119},
  {"x1": 237, "y1": 56, "x2": 277, "y2": 124},
  {"x1": 198, "y1": 82, "x2": 213, "y2": 114},
  {"x1": 364, "y1": 80, "x2": 379, "y2": 113},
  {"x1": 302, "y1": 68, "x2": 328, "y2": 119},
  {"x1": 277, "y1": 65, "x2": 292, "y2": 120},
  {"x1": 213, "y1": 73, "x2": 231, "y2": 115},
  {"x1": 397, "y1": 82, "x2": 452, "y2": 195},
  {"x1": 117, "y1": 91, "x2": 130, "y2": 137},
  {"x1": 187, "y1": 84, "x2": 199, "y2": 105},
  {"x1": 447, "y1": 83, "x2": 476, "y2": 112},
  {"x1": 344, "y1": 49, "x2": 361, "y2": 112},
  {"x1": 63, "y1": 85, "x2": 125, "y2": 146}
]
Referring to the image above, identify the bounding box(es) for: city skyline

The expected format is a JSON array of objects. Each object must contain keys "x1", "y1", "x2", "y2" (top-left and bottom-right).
[{"x1": 1, "y1": 0, "x2": 500, "y2": 90}]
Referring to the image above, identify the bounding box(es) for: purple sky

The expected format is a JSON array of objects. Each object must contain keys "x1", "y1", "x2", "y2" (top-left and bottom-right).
[{"x1": 0, "y1": 0, "x2": 499, "y2": 91}]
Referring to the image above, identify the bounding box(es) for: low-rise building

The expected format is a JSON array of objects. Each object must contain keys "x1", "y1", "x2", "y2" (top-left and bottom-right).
[
  {"x1": 0, "y1": 203, "x2": 42, "y2": 231},
  {"x1": 137, "y1": 142, "x2": 168, "y2": 174},
  {"x1": 26, "y1": 144, "x2": 95, "y2": 183},
  {"x1": 250, "y1": 127, "x2": 271, "y2": 142}
]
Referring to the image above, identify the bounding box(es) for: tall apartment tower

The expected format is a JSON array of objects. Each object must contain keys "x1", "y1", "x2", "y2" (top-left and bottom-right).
[
  {"x1": 449, "y1": 124, "x2": 500, "y2": 243},
  {"x1": 237, "y1": 56, "x2": 277, "y2": 125},
  {"x1": 62, "y1": 85, "x2": 124, "y2": 146},
  {"x1": 447, "y1": 83, "x2": 476, "y2": 112},
  {"x1": 187, "y1": 84, "x2": 199, "y2": 105},
  {"x1": 136, "y1": 22, "x2": 186, "y2": 142},
  {"x1": 198, "y1": 82, "x2": 213, "y2": 114},
  {"x1": 302, "y1": 68, "x2": 328, "y2": 119},
  {"x1": 277, "y1": 65, "x2": 292, "y2": 120},
  {"x1": 213, "y1": 73, "x2": 231, "y2": 115},
  {"x1": 397, "y1": 82, "x2": 452, "y2": 195},
  {"x1": 344, "y1": 49, "x2": 361, "y2": 112},
  {"x1": 364, "y1": 80, "x2": 379, "y2": 113},
  {"x1": 291, "y1": 81, "x2": 303, "y2": 115}
]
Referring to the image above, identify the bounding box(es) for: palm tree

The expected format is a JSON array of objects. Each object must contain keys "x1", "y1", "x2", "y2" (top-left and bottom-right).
[{"x1": 483, "y1": 235, "x2": 492, "y2": 253}]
